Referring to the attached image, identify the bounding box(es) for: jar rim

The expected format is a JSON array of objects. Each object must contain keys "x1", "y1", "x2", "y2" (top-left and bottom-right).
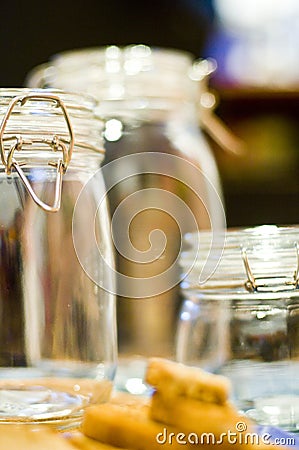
[
  {"x1": 0, "y1": 87, "x2": 97, "y2": 107},
  {"x1": 26, "y1": 45, "x2": 210, "y2": 102},
  {"x1": 51, "y1": 44, "x2": 195, "y2": 71}
]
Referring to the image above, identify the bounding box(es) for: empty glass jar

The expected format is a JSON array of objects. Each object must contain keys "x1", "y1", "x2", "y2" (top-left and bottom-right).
[
  {"x1": 26, "y1": 45, "x2": 227, "y2": 392},
  {"x1": 177, "y1": 225, "x2": 299, "y2": 431},
  {"x1": 0, "y1": 89, "x2": 117, "y2": 427}
]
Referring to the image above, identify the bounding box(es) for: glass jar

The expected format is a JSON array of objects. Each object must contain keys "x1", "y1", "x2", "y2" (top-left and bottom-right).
[
  {"x1": 0, "y1": 89, "x2": 117, "y2": 427},
  {"x1": 26, "y1": 45, "x2": 227, "y2": 391},
  {"x1": 177, "y1": 225, "x2": 299, "y2": 431}
]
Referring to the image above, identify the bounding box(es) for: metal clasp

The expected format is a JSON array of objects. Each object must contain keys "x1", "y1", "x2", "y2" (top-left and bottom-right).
[
  {"x1": 190, "y1": 59, "x2": 245, "y2": 156},
  {"x1": 242, "y1": 244, "x2": 299, "y2": 293},
  {"x1": 0, "y1": 93, "x2": 74, "y2": 212}
]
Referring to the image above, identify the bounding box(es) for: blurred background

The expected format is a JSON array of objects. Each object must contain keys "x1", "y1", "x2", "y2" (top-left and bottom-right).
[{"x1": 2, "y1": 0, "x2": 299, "y2": 227}]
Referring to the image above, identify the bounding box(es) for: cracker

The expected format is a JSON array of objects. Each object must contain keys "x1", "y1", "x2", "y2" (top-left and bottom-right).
[
  {"x1": 81, "y1": 401, "x2": 194, "y2": 450},
  {"x1": 146, "y1": 357, "x2": 230, "y2": 405}
]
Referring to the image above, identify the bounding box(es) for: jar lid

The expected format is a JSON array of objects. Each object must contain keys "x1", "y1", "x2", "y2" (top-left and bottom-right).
[
  {"x1": 0, "y1": 88, "x2": 104, "y2": 212},
  {"x1": 181, "y1": 225, "x2": 299, "y2": 297},
  {"x1": 0, "y1": 88, "x2": 104, "y2": 154}
]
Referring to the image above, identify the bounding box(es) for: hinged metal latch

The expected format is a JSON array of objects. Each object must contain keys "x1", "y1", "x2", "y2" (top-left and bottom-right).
[
  {"x1": 190, "y1": 59, "x2": 245, "y2": 156},
  {"x1": 0, "y1": 93, "x2": 74, "y2": 212},
  {"x1": 242, "y1": 243, "x2": 299, "y2": 293}
]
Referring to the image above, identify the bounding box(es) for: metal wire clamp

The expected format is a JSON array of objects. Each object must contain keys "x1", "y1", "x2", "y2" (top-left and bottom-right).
[
  {"x1": 0, "y1": 93, "x2": 74, "y2": 212},
  {"x1": 242, "y1": 243, "x2": 299, "y2": 293}
]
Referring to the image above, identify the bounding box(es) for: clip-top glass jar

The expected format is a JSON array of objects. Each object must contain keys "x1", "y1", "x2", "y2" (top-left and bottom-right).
[
  {"x1": 0, "y1": 89, "x2": 116, "y2": 427},
  {"x1": 26, "y1": 45, "x2": 226, "y2": 388},
  {"x1": 177, "y1": 225, "x2": 299, "y2": 431}
]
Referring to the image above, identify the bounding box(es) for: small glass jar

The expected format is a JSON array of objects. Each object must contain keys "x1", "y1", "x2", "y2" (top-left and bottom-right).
[
  {"x1": 0, "y1": 89, "x2": 117, "y2": 427},
  {"x1": 177, "y1": 225, "x2": 299, "y2": 431}
]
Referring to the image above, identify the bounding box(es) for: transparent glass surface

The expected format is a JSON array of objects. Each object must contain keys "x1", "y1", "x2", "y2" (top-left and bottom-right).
[
  {"x1": 178, "y1": 226, "x2": 299, "y2": 431},
  {"x1": 0, "y1": 163, "x2": 117, "y2": 427},
  {"x1": 26, "y1": 46, "x2": 225, "y2": 366},
  {"x1": 0, "y1": 90, "x2": 117, "y2": 428}
]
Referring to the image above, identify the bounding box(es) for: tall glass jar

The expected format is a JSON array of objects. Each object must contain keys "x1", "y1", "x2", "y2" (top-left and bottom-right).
[
  {"x1": 0, "y1": 89, "x2": 117, "y2": 427},
  {"x1": 178, "y1": 225, "x2": 299, "y2": 431},
  {"x1": 27, "y1": 45, "x2": 226, "y2": 390}
]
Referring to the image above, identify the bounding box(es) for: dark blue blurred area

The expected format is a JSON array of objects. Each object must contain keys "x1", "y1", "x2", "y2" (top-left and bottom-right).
[{"x1": 0, "y1": 0, "x2": 216, "y2": 87}]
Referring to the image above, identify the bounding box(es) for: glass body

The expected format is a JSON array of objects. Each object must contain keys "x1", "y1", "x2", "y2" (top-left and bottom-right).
[
  {"x1": 26, "y1": 46, "x2": 225, "y2": 390},
  {"x1": 177, "y1": 225, "x2": 299, "y2": 431},
  {"x1": 0, "y1": 89, "x2": 117, "y2": 427}
]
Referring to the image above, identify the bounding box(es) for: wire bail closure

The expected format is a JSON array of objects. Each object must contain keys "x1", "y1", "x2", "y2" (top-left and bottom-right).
[
  {"x1": 0, "y1": 93, "x2": 74, "y2": 213},
  {"x1": 190, "y1": 59, "x2": 245, "y2": 156},
  {"x1": 242, "y1": 244, "x2": 299, "y2": 293}
]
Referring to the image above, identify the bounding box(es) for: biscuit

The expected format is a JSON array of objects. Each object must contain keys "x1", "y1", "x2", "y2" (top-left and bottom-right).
[
  {"x1": 145, "y1": 357, "x2": 230, "y2": 405},
  {"x1": 80, "y1": 359, "x2": 287, "y2": 450},
  {"x1": 150, "y1": 390, "x2": 249, "y2": 440},
  {"x1": 81, "y1": 401, "x2": 195, "y2": 450}
]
